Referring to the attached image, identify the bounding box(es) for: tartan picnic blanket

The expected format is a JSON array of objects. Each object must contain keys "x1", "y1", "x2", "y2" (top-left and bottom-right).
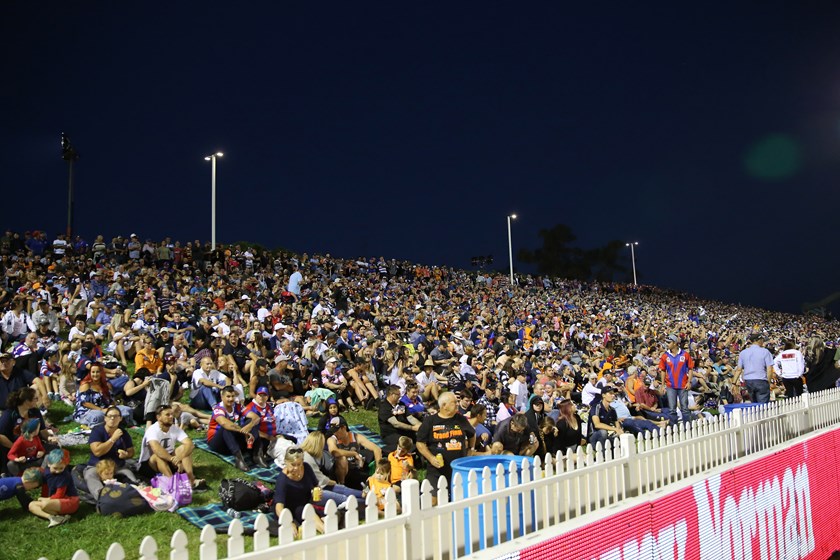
[
  {"x1": 193, "y1": 439, "x2": 281, "y2": 483},
  {"x1": 193, "y1": 425, "x2": 384, "y2": 484},
  {"x1": 177, "y1": 502, "x2": 277, "y2": 535}
]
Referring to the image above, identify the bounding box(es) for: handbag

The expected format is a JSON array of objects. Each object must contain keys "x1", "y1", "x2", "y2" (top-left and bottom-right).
[{"x1": 151, "y1": 471, "x2": 193, "y2": 507}]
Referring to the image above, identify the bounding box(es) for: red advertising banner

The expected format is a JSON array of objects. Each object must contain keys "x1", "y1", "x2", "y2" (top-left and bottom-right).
[{"x1": 504, "y1": 430, "x2": 840, "y2": 560}]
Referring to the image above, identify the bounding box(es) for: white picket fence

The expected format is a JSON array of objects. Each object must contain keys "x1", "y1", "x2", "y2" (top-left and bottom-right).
[{"x1": 51, "y1": 388, "x2": 840, "y2": 560}]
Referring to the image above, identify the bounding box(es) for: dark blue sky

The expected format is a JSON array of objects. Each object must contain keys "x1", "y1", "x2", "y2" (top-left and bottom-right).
[{"x1": 3, "y1": 2, "x2": 840, "y2": 313}]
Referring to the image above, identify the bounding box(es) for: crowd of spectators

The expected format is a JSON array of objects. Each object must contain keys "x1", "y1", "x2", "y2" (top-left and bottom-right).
[{"x1": 2, "y1": 228, "x2": 840, "y2": 528}]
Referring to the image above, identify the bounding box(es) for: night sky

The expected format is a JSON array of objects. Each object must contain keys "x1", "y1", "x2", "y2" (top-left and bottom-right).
[{"x1": 3, "y1": 2, "x2": 840, "y2": 314}]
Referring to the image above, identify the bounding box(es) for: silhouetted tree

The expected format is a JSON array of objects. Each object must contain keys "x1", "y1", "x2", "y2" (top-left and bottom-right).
[{"x1": 518, "y1": 224, "x2": 627, "y2": 281}]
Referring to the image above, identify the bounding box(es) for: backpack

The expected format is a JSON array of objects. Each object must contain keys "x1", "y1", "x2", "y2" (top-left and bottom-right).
[
  {"x1": 97, "y1": 482, "x2": 153, "y2": 517},
  {"x1": 219, "y1": 478, "x2": 268, "y2": 511}
]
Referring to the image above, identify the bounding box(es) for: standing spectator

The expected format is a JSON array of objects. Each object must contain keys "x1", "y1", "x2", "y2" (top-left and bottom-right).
[
  {"x1": 773, "y1": 340, "x2": 806, "y2": 398},
  {"x1": 415, "y1": 392, "x2": 475, "y2": 497},
  {"x1": 803, "y1": 337, "x2": 840, "y2": 393},
  {"x1": 733, "y1": 333, "x2": 773, "y2": 404},
  {"x1": 658, "y1": 335, "x2": 694, "y2": 422}
]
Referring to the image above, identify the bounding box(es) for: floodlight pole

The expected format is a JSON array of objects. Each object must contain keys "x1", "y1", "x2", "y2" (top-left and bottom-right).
[
  {"x1": 507, "y1": 213, "x2": 517, "y2": 285},
  {"x1": 626, "y1": 241, "x2": 639, "y2": 285},
  {"x1": 61, "y1": 133, "x2": 79, "y2": 238},
  {"x1": 205, "y1": 152, "x2": 224, "y2": 251}
]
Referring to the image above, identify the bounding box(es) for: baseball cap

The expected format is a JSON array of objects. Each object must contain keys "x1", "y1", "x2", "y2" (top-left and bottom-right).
[
  {"x1": 255, "y1": 386, "x2": 269, "y2": 395},
  {"x1": 667, "y1": 334, "x2": 680, "y2": 344}
]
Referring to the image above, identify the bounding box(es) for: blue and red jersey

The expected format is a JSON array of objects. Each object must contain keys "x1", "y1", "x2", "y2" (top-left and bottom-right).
[
  {"x1": 242, "y1": 401, "x2": 277, "y2": 437},
  {"x1": 207, "y1": 402, "x2": 244, "y2": 441},
  {"x1": 658, "y1": 350, "x2": 694, "y2": 389}
]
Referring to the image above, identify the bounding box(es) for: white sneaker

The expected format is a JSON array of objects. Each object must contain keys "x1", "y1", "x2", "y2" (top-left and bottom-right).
[{"x1": 48, "y1": 515, "x2": 69, "y2": 528}]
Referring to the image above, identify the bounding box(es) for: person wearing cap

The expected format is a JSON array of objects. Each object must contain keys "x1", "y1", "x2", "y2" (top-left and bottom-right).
[
  {"x1": 326, "y1": 415, "x2": 383, "y2": 488},
  {"x1": 733, "y1": 333, "x2": 774, "y2": 404},
  {"x1": 588, "y1": 387, "x2": 624, "y2": 448},
  {"x1": 266, "y1": 358, "x2": 295, "y2": 403},
  {"x1": 31, "y1": 300, "x2": 59, "y2": 334},
  {"x1": 321, "y1": 356, "x2": 357, "y2": 411},
  {"x1": 415, "y1": 356, "x2": 443, "y2": 403},
  {"x1": 241, "y1": 386, "x2": 277, "y2": 467},
  {"x1": 658, "y1": 335, "x2": 695, "y2": 422}
]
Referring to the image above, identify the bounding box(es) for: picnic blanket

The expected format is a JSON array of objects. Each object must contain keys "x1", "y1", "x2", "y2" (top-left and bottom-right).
[
  {"x1": 177, "y1": 502, "x2": 276, "y2": 535},
  {"x1": 193, "y1": 439, "x2": 281, "y2": 483},
  {"x1": 193, "y1": 425, "x2": 383, "y2": 484}
]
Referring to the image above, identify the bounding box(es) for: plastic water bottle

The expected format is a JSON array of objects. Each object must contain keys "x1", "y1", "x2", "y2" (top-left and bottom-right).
[{"x1": 226, "y1": 508, "x2": 241, "y2": 518}]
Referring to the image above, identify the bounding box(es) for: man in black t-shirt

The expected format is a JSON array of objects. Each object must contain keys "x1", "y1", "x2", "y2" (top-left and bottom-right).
[
  {"x1": 378, "y1": 384, "x2": 420, "y2": 452},
  {"x1": 589, "y1": 387, "x2": 623, "y2": 448},
  {"x1": 492, "y1": 413, "x2": 538, "y2": 456},
  {"x1": 416, "y1": 392, "x2": 475, "y2": 496}
]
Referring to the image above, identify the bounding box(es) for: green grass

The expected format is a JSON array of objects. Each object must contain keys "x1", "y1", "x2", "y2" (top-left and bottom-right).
[{"x1": 2, "y1": 400, "x2": 382, "y2": 560}]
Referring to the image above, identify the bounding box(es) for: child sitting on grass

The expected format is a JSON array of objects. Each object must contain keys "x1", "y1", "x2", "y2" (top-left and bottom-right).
[
  {"x1": 366, "y1": 458, "x2": 400, "y2": 514},
  {"x1": 0, "y1": 467, "x2": 43, "y2": 509},
  {"x1": 6, "y1": 419, "x2": 45, "y2": 476},
  {"x1": 387, "y1": 436, "x2": 415, "y2": 490},
  {"x1": 29, "y1": 449, "x2": 79, "y2": 528}
]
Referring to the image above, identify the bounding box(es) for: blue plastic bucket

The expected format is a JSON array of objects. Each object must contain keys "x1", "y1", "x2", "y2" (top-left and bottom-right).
[{"x1": 450, "y1": 455, "x2": 536, "y2": 553}]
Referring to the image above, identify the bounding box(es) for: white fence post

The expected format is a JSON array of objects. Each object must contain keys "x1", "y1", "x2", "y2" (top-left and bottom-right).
[
  {"x1": 730, "y1": 408, "x2": 745, "y2": 458},
  {"x1": 401, "y1": 479, "x2": 422, "y2": 560},
  {"x1": 620, "y1": 433, "x2": 639, "y2": 497}
]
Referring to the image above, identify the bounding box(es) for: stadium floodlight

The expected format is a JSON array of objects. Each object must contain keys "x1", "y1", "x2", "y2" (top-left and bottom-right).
[
  {"x1": 625, "y1": 241, "x2": 639, "y2": 285},
  {"x1": 61, "y1": 133, "x2": 80, "y2": 238},
  {"x1": 507, "y1": 214, "x2": 517, "y2": 285},
  {"x1": 204, "y1": 152, "x2": 224, "y2": 250}
]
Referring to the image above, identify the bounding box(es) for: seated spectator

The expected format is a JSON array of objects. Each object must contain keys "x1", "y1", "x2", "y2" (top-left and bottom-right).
[
  {"x1": 298, "y1": 431, "x2": 363, "y2": 505},
  {"x1": 378, "y1": 384, "x2": 421, "y2": 452},
  {"x1": 468, "y1": 404, "x2": 492, "y2": 453},
  {"x1": 139, "y1": 404, "x2": 204, "y2": 489},
  {"x1": 315, "y1": 398, "x2": 344, "y2": 434},
  {"x1": 83, "y1": 406, "x2": 138, "y2": 498},
  {"x1": 206, "y1": 386, "x2": 252, "y2": 471},
  {"x1": 0, "y1": 388, "x2": 56, "y2": 474},
  {"x1": 387, "y1": 435, "x2": 416, "y2": 485},
  {"x1": 29, "y1": 449, "x2": 78, "y2": 528},
  {"x1": 0, "y1": 466, "x2": 42, "y2": 510},
  {"x1": 241, "y1": 386, "x2": 277, "y2": 468},
  {"x1": 73, "y1": 363, "x2": 133, "y2": 427},
  {"x1": 189, "y1": 356, "x2": 230, "y2": 410},
  {"x1": 274, "y1": 446, "x2": 324, "y2": 533},
  {"x1": 492, "y1": 413, "x2": 539, "y2": 456},
  {"x1": 326, "y1": 416, "x2": 382, "y2": 489},
  {"x1": 554, "y1": 399, "x2": 586, "y2": 454},
  {"x1": 588, "y1": 387, "x2": 624, "y2": 448},
  {"x1": 0, "y1": 352, "x2": 46, "y2": 414},
  {"x1": 6, "y1": 419, "x2": 44, "y2": 476}
]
